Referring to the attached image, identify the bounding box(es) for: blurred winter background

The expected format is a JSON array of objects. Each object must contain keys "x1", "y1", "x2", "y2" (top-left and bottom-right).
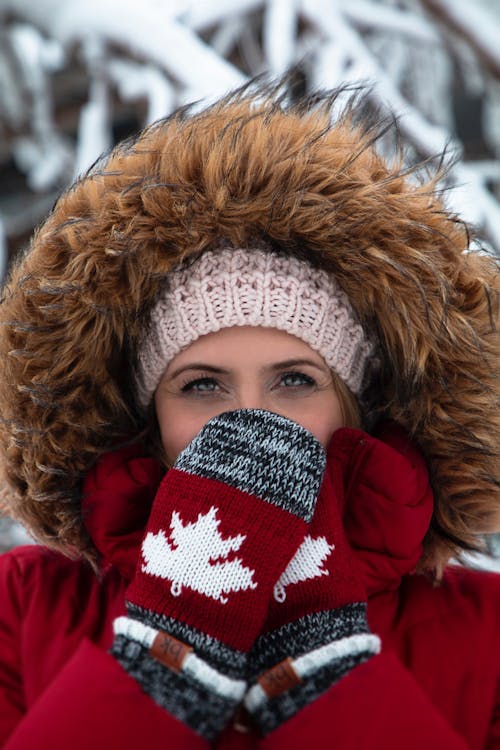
[{"x1": 0, "y1": 0, "x2": 499, "y2": 568}]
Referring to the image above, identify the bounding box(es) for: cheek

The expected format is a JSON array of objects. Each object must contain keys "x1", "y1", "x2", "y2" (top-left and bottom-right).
[
  {"x1": 155, "y1": 398, "x2": 203, "y2": 465},
  {"x1": 292, "y1": 395, "x2": 344, "y2": 449},
  {"x1": 304, "y1": 415, "x2": 343, "y2": 448}
]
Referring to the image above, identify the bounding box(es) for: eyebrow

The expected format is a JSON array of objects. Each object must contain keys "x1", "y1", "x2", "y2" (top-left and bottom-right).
[{"x1": 167, "y1": 358, "x2": 327, "y2": 380}]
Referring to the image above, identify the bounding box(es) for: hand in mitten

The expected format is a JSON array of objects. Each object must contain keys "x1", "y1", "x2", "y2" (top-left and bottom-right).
[
  {"x1": 244, "y1": 428, "x2": 381, "y2": 735},
  {"x1": 110, "y1": 408, "x2": 326, "y2": 741}
]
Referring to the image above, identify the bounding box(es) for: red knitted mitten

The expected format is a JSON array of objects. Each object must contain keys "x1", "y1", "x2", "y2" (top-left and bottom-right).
[
  {"x1": 244, "y1": 428, "x2": 381, "y2": 734},
  {"x1": 111, "y1": 408, "x2": 326, "y2": 741}
]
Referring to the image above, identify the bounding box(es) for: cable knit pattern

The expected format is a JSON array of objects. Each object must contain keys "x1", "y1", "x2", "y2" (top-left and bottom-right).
[{"x1": 135, "y1": 245, "x2": 375, "y2": 406}]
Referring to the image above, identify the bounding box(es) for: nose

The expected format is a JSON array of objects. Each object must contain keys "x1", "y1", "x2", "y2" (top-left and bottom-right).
[{"x1": 233, "y1": 386, "x2": 268, "y2": 412}]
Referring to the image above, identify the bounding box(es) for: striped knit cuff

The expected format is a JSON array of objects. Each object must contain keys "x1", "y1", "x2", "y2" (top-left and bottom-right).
[
  {"x1": 125, "y1": 602, "x2": 248, "y2": 678},
  {"x1": 244, "y1": 632, "x2": 381, "y2": 735},
  {"x1": 249, "y1": 605, "x2": 370, "y2": 676},
  {"x1": 111, "y1": 616, "x2": 246, "y2": 740},
  {"x1": 174, "y1": 409, "x2": 326, "y2": 521}
]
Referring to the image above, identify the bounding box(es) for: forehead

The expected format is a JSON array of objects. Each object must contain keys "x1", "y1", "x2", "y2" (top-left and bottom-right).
[{"x1": 166, "y1": 326, "x2": 325, "y2": 368}]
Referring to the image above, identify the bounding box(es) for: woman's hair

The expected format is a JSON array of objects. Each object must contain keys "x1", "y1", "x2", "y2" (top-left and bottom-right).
[{"x1": 332, "y1": 372, "x2": 361, "y2": 429}]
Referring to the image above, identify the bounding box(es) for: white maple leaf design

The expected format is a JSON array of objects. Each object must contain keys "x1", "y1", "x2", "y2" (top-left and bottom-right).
[
  {"x1": 141, "y1": 506, "x2": 257, "y2": 604},
  {"x1": 274, "y1": 534, "x2": 335, "y2": 602}
]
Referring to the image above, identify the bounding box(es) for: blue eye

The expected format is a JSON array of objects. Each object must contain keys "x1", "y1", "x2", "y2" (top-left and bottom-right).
[
  {"x1": 180, "y1": 377, "x2": 219, "y2": 393},
  {"x1": 280, "y1": 372, "x2": 315, "y2": 388}
]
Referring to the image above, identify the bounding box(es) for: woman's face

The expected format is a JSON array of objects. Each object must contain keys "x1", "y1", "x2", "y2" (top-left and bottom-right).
[{"x1": 154, "y1": 326, "x2": 346, "y2": 466}]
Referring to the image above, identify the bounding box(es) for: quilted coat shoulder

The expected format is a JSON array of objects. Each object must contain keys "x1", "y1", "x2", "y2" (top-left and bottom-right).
[{"x1": 0, "y1": 81, "x2": 498, "y2": 571}]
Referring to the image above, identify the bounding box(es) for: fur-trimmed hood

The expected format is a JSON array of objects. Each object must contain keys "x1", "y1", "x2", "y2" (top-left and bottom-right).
[{"x1": 0, "y1": 82, "x2": 498, "y2": 572}]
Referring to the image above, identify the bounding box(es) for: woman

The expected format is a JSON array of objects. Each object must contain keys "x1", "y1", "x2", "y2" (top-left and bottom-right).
[{"x1": 0, "y1": 82, "x2": 498, "y2": 748}]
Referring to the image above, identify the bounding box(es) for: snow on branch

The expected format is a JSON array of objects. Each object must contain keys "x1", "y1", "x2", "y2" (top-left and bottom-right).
[
  {"x1": 183, "y1": 0, "x2": 262, "y2": 31},
  {"x1": 263, "y1": 0, "x2": 299, "y2": 74},
  {"x1": 0, "y1": 0, "x2": 499, "y2": 256},
  {"x1": 422, "y1": 0, "x2": 500, "y2": 78},
  {"x1": 344, "y1": 0, "x2": 440, "y2": 44},
  {"x1": 3, "y1": 0, "x2": 245, "y2": 94},
  {"x1": 303, "y1": 0, "x2": 453, "y2": 156}
]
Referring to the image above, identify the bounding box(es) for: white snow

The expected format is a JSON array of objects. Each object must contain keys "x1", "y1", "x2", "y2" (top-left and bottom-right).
[
  {"x1": 344, "y1": 0, "x2": 440, "y2": 43},
  {"x1": 263, "y1": 0, "x2": 299, "y2": 75},
  {"x1": 428, "y1": 0, "x2": 500, "y2": 71},
  {"x1": 0, "y1": 0, "x2": 498, "y2": 282}
]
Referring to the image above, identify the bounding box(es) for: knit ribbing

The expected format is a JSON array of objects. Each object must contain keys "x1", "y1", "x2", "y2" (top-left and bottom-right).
[
  {"x1": 135, "y1": 245, "x2": 375, "y2": 407},
  {"x1": 111, "y1": 635, "x2": 241, "y2": 740},
  {"x1": 175, "y1": 409, "x2": 326, "y2": 522},
  {"x1": 248, "y1": 605, "x2": 370, "y2": 676}
]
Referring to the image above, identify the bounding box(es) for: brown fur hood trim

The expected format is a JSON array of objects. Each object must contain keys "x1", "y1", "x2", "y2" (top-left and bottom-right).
[{"x1": 0, "y1": 82, "x2": 498, "y2": 572}]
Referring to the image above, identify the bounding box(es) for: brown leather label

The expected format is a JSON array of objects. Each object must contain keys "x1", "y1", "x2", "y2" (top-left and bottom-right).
[
  {"x1": 257, "y1": 657, "x2": 302, "y2": 698},
  {"x1": 149, "y1": 631, "x2": 192, "y2": 673}
]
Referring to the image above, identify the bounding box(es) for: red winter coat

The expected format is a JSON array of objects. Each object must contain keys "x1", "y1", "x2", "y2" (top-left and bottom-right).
[{"x1": 0, "y1": 426, "x2": 499, "y2": 749}]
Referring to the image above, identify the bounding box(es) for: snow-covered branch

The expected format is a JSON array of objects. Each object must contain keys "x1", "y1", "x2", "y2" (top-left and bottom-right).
[
  {"x1": 422, "y1": 0, "x2": 500, "y2": 78},
  {"x1": 344, "y1": 0, "x2": 440, "y2": 44},
  {"x1": 0, "y1": 0, "x2": 499, "y2": 258},
  {"x1": 303, "y1": 0, "x2": 454, "y2": 156}
]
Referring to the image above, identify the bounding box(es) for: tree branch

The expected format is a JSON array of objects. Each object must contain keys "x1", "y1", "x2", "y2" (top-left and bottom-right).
[{"x1": 421, "y1": 0, "x2": 500, "y2": 78}]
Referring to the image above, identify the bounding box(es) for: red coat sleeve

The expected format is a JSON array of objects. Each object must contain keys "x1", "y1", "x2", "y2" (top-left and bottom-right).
[
  {"x1": 1, "y1": 545, "x2": 497, "y2": 748},
  {"x1": 0, "y1": 550, "x2": 206, "y2": 750},
  {"x1": 0, "y1": 552, "x2": 24, "y2": 742},
  {"x1": 257, "y1": 653, "x2": 469, "y2": 750},
  {"x1": 2, "y1": 640, "x2": 207, "y2": 750},
  {"x1": 486, "y1": 678, "x2": 500, "y2": 750}
]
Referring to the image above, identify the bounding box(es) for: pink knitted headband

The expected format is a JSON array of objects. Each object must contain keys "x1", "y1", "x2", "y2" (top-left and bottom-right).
[{"x1": 135, "y1": 246, "x2": 376, "y2": 407}]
